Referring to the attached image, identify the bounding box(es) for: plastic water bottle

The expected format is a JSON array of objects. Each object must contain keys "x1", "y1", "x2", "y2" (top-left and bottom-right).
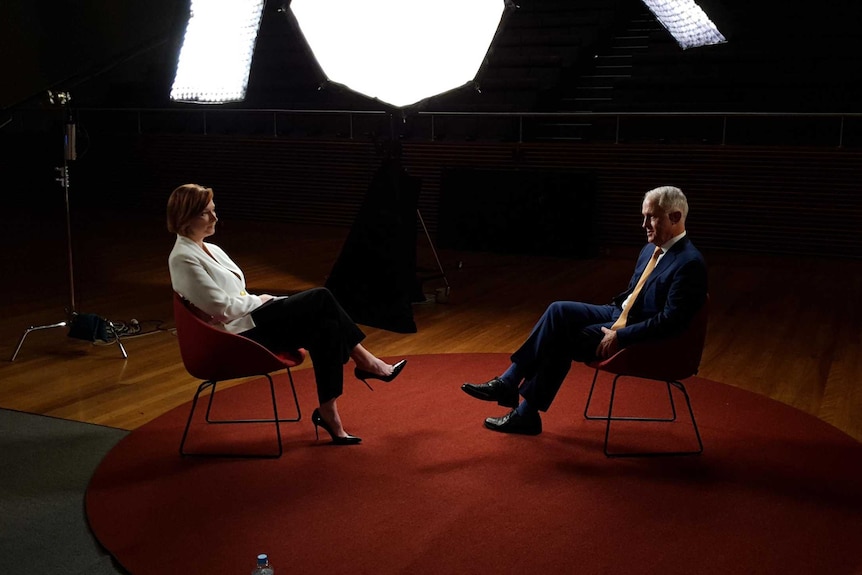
[{"x1": 251, "y1": 553, "x2": 274, "y2": 575}]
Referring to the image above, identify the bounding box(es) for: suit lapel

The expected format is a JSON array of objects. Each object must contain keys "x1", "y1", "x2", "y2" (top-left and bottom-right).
[
  {"x1": 645, "y1": 236, "x2": 688, "y2": 287},
  {"x1": 618, "y1": 238, "x2": 689, "y2": 304},
  {"x1": 628, "y1": 245, "x2": 655, "y2": 291}
]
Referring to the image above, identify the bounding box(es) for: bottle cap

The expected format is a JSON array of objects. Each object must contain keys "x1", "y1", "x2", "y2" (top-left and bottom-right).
[{"x1": 257, "y1": 554, "x2": 268, "y2": 566}]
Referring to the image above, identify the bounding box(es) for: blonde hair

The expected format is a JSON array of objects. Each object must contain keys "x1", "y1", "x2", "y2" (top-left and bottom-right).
[{"x1": 167, "y1": 184, "x2": 213, "y2": 236}]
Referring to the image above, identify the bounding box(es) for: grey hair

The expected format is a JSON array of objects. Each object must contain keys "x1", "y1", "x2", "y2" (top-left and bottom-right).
[{"x1": 645, "y1": 186, "x2": 688, "y2": 221}]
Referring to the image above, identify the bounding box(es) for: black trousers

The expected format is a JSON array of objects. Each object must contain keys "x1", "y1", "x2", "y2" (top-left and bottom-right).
[{"x1": 242, "y1": 287, "x2": 366, "y2": 404}]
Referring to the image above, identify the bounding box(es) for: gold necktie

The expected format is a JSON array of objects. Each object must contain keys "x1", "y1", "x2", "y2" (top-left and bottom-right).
[{"x1": 612, "y1": 246, "x2": 663, "y2": 330}]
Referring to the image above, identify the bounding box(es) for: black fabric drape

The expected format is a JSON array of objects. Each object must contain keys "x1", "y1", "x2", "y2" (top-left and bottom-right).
[{"x1": 325, "y1": 158, "x2": 422, "y2": 333}]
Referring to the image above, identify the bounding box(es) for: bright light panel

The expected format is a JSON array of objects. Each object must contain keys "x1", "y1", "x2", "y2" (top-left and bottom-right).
[
  {"x1": 642, "y1": 0, "x2": 726, "y2": 49},
  {"x1": 170, "y1": 0, "x2": 265, "y2": 103},
  {"x1": 291, "y1": 0, "x2": 504, "y2": 108}
]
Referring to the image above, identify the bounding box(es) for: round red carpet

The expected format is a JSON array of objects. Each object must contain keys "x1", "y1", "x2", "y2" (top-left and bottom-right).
[{"x1": 87, "y1": 353, "x2": 862, "y2": 575}]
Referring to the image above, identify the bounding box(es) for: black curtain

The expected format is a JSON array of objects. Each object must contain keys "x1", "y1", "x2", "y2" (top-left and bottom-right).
[
  {"x1": 325, "y1": 158, "x2": 422, "y2": 333},
  {"x1": 438, "y1": 168, "x2": 598, "y2": 258}
]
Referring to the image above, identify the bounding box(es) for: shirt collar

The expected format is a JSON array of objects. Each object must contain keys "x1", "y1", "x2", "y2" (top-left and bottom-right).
[{"x1": 659, "y1": 230, "x2": 686, "y2": 253}]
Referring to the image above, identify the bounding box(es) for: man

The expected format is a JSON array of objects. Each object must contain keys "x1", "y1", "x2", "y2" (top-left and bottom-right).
[{"x1": 461, "y1": 186, "x2": 708, "y2": 435}]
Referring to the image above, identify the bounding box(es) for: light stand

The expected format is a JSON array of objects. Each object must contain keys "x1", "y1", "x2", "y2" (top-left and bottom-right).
[
  {"x1": 416, "y1": 208, "x2": 451, "y2": 303},
  {"x1": 377, "y1": 115, "x2": 453, "y2": 304},
  {"x1": 387, "y1": 115, "x2": 452, "y2": 304},
  {"x1": 323, "y1": 112, "x2": 454, "y2": 334},
  {"x1": 10, "y1": 92, "x2": 127, "y2": 361}
]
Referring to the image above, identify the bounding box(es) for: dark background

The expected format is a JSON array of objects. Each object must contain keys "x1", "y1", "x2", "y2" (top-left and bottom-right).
[
  {"x1": 4, "y1": 0, "x2": 860, "y2": 113},
  {"x1": 2, "y1": 0, "x2": 861, "y2": 259}
]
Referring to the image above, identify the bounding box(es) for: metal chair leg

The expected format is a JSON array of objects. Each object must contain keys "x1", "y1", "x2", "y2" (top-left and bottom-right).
[
  {"x1": 585, "y1": 371, "x2": 677, "y2": 423},
  {"x1": 283, "y1": 368, "x2": 302, "y2": 423},
  {"x1": 585, "y1": 369, "x2": 703, "y2": 457},
  {"x1": 203, "y1": 368, "x2": 301, "y2": 424},
  {"x1": 604, "y1": 377, "x2": 702, "y2": 458},
  {"x1": 180, "y1": 375, "x2": 284, "y2": 459},
  {"x1": 179, "y1": 380, "x2": 215, "y2": 457}
]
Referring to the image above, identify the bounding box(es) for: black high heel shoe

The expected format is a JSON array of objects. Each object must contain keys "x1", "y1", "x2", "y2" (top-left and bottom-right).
[
  {"x1": 354, "y1": 359, "x2": 407, "y2": 390},
  {"x1": 311, "y1": 408, "x2": 361, "y2": 445}
]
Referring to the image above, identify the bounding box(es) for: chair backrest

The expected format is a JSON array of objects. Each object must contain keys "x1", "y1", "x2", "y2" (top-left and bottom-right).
[
  {"x1": 172, "y1": 292, "x2": 301, "y2": 381},
  {"x1": 593, "y1": 295, "x2": 710, "y2": 382}
]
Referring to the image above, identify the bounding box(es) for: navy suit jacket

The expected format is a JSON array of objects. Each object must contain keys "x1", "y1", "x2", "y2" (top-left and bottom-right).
[{"x1": 612, "y1": 236, "x2": 707, "y2": 348}]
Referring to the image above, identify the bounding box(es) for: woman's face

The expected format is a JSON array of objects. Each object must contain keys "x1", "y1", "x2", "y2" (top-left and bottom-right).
[{"x1": 186, "y1": 200, "x2": 217, "y2": 243}]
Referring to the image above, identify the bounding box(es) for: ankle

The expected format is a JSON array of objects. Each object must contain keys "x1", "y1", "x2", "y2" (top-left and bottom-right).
[{"x1": 515, "y1": 400, "x2": 537, "y2": 417}]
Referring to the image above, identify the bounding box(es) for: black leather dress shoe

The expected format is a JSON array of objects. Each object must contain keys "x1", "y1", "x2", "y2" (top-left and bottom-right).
[
  {"x1": 484, "y1": 410, "x2": 542, "y2": 435},
  {"x1": 461, "y1": 377, "x2": 519, "y2": 408}
]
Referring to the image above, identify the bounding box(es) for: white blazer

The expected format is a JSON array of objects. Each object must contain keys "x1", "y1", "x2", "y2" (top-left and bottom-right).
[{"x1": 168, "y1": 235, "x2": 262, "y2": 333}]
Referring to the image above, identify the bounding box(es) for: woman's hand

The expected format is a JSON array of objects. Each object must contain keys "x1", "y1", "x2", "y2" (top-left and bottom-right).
[{"x1": 258, "y1": 294, "x2": 275, "y2": 304}]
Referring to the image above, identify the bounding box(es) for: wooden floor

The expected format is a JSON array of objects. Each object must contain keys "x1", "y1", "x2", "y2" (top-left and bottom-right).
[{"x1": 2, "y1": 207, "x2": 860, "y2": 443}]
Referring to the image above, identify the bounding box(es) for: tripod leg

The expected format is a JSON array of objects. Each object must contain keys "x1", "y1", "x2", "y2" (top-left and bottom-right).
[
  {"x1": 105, "y1": 324, "x2": 129, "y2": 359},
  {"x1": 116, "y1": 339, "x2": 128, "y2": 359},
  {"x1": 417, "y1": 208, "x2": 450, "y2": 300},
  {"x1": 10, "y1": 321, "x2": 68, "y2": 362}
]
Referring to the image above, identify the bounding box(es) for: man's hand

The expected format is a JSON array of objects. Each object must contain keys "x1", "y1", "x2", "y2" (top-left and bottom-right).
[{"x1": 596, "y1": 327, "x2": 620, "y2": 359}]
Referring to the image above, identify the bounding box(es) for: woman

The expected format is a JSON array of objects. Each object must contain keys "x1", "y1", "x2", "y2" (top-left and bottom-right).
[{"x1": 167, "y1": 184, "x2": 406, "y2": 445}]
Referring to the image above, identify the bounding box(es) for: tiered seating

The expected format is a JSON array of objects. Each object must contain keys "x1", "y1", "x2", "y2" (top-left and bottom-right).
[
  {"x1": 583, "y1": 3, "x2": 862, "y2": 114},
  {"x1": 427, "y1": 0, "x2": 627, "y2": 113}
]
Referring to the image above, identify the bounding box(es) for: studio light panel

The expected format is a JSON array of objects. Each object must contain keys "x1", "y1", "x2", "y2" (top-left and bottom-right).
[
  {"x1": 170, "y1": 0, "x2": 724, "y2": 106},
  {"x1": 170, "y1": 0, "x2": 265, "y2": 103},
  {"x1": 641, "y1": 0, "x2": 726, "y2": 49},
  {"x1": 290, "y1": 0, "x2": 505, "y2": 108}
]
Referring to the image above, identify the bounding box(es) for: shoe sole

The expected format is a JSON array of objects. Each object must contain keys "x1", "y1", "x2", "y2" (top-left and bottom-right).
[
  {"x1": 461, "y1": 385, "x2": 519, "y2": 409},
  {"x1": 483, "y1": 420, "x2": 542, "y2": 435}
]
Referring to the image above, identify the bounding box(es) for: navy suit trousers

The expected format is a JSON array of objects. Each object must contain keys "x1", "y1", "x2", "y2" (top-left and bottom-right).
[{"x1": 513, "y1": 301, "x2": 621, "y2": 412}]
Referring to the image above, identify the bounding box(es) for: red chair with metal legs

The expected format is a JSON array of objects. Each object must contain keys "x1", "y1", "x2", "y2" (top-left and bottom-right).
[
  {"x1": 173, "y1": 292, "x2": 306, "y2": 458},
  {"x1": 584, "y1": 296, "x2": 709, "y2": 457}
]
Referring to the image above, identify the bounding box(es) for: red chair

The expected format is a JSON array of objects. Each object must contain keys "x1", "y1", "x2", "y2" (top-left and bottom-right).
[
  {"x1": 584, "y1": 296, "x2": 709, "y2": 457},
  {"x1": 173, "y1": 292, "x2": 306, "y2": 458}
]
